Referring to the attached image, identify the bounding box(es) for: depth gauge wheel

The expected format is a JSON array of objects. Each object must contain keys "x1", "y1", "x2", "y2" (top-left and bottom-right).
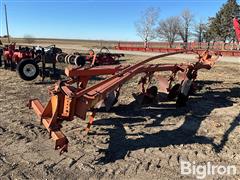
[{"x1": 17, "y1": 59, "x2": 39, "y2": 81}]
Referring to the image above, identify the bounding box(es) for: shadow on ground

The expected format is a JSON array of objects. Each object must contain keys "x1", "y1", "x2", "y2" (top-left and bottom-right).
[{"x1": 91, "y1": 80, "x2": 240, "y2": 164}]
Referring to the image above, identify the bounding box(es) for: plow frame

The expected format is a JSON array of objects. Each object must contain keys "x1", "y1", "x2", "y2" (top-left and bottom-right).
[{"x1": 29, "y1": 50, "x2": 221, "y2": 154}]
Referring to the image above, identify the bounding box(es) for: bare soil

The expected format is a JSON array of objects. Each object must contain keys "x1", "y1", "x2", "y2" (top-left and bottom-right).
[{"x1": 0, "y1": 54, "x2": 240, "y2": 179}]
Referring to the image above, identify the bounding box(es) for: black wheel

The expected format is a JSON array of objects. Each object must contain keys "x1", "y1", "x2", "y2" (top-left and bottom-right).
[
  {"x1": 74, "y1": 55, "x2": 86, "y2": 67},
  {"x1": 17, "y1": 59, "x2": 39, "y2": 81},
  {"x1": 167, "y1": 83, "x2": 181, "y2": 100},
  {"x1": 56, "y1": 53, "x2": 67, "y2": 63},
  {"x1": 64, "y1": 55, "x2": 70, "y2": 64},
  {"x1": 68, "y1": 55, "x2": 76, "y2": 64}
]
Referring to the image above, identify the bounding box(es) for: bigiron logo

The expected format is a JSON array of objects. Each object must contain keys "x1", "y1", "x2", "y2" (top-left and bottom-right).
[{"x1": 180, "y1": 160, "x2": 237, "y2": 179}]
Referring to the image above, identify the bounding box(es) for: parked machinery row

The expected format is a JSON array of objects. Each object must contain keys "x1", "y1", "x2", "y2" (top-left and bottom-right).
[
  {"x1": 0, "y1": 43, "x2": 62, "y2": 81},
  {"x1": 0, "y1": 45, "x2": 124, "y2": 81}
]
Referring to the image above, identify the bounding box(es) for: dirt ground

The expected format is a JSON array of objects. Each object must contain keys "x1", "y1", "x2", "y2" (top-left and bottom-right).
[{"x1": 0, "y1": 53, "x2": 240, "y2": 180}]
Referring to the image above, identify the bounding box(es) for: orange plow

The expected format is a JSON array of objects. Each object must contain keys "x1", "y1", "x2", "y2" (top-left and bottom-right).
[{"x1": 28, "y1": 50, "x2": 221, "y2": 154}]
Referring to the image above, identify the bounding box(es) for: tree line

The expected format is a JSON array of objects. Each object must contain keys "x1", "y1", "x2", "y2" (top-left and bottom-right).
[{"x1": 135, "y1": 0, "x2": 240, "y2": 48}]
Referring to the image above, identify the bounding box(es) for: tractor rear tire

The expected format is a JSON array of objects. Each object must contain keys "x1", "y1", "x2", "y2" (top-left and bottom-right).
[{"x1": 17, "y1": 59, "x2": 39, "y2": 81}]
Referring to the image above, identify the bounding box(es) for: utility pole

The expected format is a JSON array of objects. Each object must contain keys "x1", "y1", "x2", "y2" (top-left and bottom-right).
[{"x1": 4, "y1": 4, "x2": 10, "y2": 43}]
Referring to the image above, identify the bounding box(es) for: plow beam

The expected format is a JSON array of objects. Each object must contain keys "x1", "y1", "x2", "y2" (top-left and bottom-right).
[{"x1": 65, "y1": 64, "x2": 129, "y2": 78}]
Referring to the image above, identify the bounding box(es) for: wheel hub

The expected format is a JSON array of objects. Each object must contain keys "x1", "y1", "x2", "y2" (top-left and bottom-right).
[{"x1": 23, "y1": 64, "x2": 36, "y2": 77}]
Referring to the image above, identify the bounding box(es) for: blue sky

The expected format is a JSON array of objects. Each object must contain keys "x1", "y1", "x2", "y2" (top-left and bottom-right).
[{"x1": 0, "y1": 0, "x2": 239, "y2": 41}]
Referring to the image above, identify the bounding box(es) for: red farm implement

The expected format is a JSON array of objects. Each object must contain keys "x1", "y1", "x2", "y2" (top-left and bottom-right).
[
  {"x1": 28, "y1": 50, "x2": 221, "y2": 154},
  {"x1": 0, "y1": 43, "x2": 62, "y2": 81},
  {"x1": 115, "y1": 17, "x2": 240, "y2": 56},
  {"x1": 56, "y1": 47, "x2": 124, "y2": 67},
  {"x1": 116, "y1": 44, "x2": 240, "y2": 57}
]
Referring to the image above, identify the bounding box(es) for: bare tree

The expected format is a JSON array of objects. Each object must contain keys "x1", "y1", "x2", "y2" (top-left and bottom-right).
[
  {"x1": 135, "y1": 7, "x2": 159, "y2": 48},
  {"x1": 194, "y1": 21, "x2": 207, "y2": 43},
  {"x1": 156, "y1": 16, "x2": 180, "y2": 48},
  {"x1": 178, "y1": 9, "x2": 194, "y2": 46}
]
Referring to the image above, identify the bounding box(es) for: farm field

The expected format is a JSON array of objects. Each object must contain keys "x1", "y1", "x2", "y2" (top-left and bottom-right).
[
  {"x1": 1, "y1": 0, "x2": 240, "y2": 178},
  {"x1": 0, "y1": 51, "x2": 239, "y2": 179}
]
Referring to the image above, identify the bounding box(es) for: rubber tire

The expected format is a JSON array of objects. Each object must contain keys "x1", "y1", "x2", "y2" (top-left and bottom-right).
[
  {"x1": 17, "y1": 59, "x2": 39, "y2": 81},
  {"x1": 68, "y1": 55, "x2": 76, "y2": 64},
  {"x1": 74, "y1": 55, "x2": 86, "y2": 67},
  {"x1": 65, "y1": 55, "x2": 70, "y2": 64},
  {"x1": 56, "y1": 53, "x2": 67, "y2": 63}
]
